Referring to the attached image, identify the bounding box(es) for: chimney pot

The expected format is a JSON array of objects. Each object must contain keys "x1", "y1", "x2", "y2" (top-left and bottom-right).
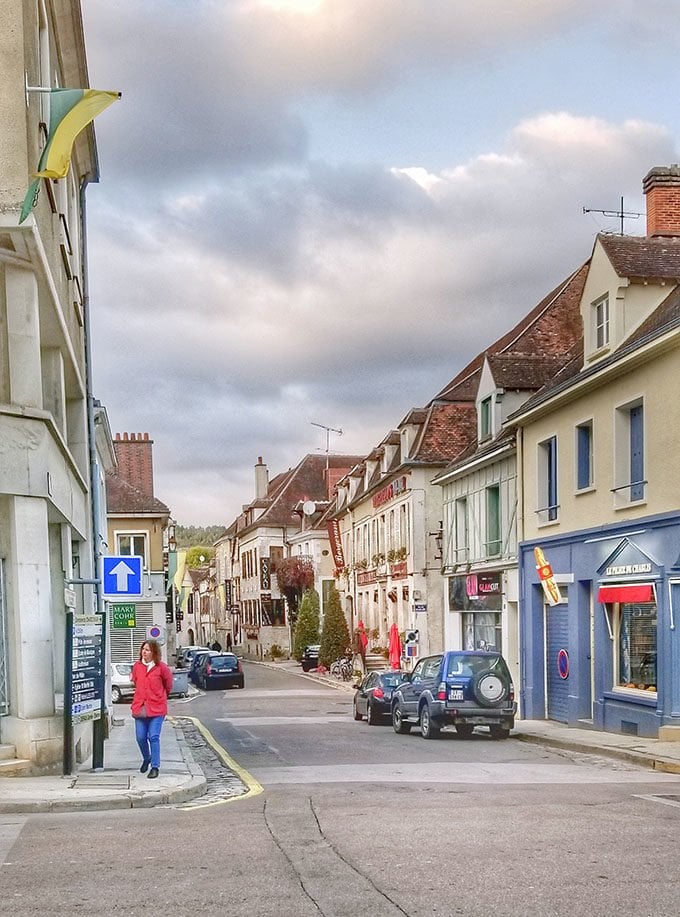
[{"x1": 643, "y1": 165, "x2": 680, "y2": 237}]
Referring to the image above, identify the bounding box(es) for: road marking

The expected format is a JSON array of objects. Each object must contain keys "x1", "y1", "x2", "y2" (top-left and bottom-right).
[
  {"x1": 249, "y1": 761, "x2": 680, "y2": 786},
  {"x1": 233, "y1": 688, "x2": 339, "y2": 698},
  {"x1": 174, "y1": 715, "x2": 263, "y2": 809},
  {"x1": 0, "y1": 817, "x2": 27, "y2": 865},
  {"x1": 215, "y1": 715, "x2": 355, "y2": 726}
]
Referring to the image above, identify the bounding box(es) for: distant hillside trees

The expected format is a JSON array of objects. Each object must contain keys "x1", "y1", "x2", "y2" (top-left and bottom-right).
[
  {"x1": 185, "y1": 546, "x2": 215, "y2": 567},
  {"x1": 175, "y1": 524, "x2": 225, "y2": 549}
]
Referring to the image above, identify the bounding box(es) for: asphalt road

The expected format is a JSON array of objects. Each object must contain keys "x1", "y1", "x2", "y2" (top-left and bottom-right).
[{"x1": 3, "y1": 661, "x2": 680, "y2": 916}]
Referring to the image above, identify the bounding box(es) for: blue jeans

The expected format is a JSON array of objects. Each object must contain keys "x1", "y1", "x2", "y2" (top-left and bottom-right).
[{"x1": 135, "y1": 715, "x2": 165, "y2": 769}]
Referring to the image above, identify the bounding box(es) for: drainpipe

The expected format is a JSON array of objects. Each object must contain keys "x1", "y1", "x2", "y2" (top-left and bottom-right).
[{"x1": 80, "y1": 174, "x2": 107, "y2": 769}]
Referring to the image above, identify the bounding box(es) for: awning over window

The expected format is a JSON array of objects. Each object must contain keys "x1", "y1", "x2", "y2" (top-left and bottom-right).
[{"x1": 598, "y1": 583, "x2": 654, "y2": 604}]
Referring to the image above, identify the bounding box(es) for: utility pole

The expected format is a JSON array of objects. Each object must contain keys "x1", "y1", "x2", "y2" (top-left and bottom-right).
[
  {"x1": 311, "y1": 421, "x2": 343, "y2": 476},
  {"x1": 583, "y1": 196, "x2": 641, "y2": 235}
]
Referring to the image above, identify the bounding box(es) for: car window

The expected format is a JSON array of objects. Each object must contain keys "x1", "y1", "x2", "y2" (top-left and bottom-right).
[
  {"x1": 211, "y1": 656, "x2": 237, "y2": 671},
  {"x1": 411, "y1": 659, "x2": 427, "y2": 680},
  {"x1": 380, "y1": 673, "x2": 406, "y2": 687},
  {"x1": 116, "y1": 664, "x2": 133, "y2": 676},
  {"x1": 423, "y1": 656, "x2": 443, "y2": 679}
]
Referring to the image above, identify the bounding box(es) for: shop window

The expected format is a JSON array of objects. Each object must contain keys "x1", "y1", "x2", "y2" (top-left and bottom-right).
[
  {"x1": 615, "y1": 602, "x2": 656, "y2": 692},
  {"x1": 463, "y1": 611, "x2": 502, "y2": 653}
]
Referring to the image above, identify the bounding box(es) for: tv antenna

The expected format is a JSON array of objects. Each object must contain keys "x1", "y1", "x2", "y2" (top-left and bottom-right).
[
  {"x1": 583, "y1": 196, "x2": 641, "y2": 235},
  {"x1": 311, "y1": 422, "x2": 343, "y2": 474}
]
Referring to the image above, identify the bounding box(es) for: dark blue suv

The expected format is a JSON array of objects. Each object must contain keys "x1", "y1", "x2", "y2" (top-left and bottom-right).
[{"x1": 391, "y1": 650, "x2": 516, "y2": 739}]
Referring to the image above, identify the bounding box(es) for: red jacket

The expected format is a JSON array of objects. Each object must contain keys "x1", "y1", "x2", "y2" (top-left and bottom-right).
[{"x1": 131, "y1": 660, "x2": 173, "y2": 717}]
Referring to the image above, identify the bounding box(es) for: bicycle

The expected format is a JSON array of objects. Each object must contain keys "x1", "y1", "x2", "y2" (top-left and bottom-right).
[{"x1": 330, "y1": 655, "x2": 353, "y2": 681}]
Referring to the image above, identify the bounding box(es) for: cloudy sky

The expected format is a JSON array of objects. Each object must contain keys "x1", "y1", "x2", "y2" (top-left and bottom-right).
[{"x1": 81, "y1": 0, "x2": 680, "y2": 526}]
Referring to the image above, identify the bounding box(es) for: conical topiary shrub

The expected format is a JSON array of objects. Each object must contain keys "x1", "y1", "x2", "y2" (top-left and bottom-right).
[
  {"x1": 319, "y1": 585, "x2": 351, "y2": 668},
  {"x1": 293, "y1": 588, "x2": 320, "y2": 661}
]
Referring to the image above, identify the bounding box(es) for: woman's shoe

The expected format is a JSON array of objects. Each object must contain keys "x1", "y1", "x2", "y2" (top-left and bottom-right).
[
  {"x1": 147, "y1": 767, "x2": 159, "y2": 779},
  {"x1": 140, "y1": 759, "x2": 150, "y2": 774}
]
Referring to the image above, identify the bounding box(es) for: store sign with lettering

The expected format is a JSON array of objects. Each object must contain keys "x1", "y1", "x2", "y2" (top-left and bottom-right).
[
  {"x1": 605, "y1": 563, "x2": 651, "y2": 576},
  {"x1": 327, "y1": 519, "x2": 345, "y2": 571},
  {"x1": 372, "y1": 476, "x2": 409, "y2": 508}
]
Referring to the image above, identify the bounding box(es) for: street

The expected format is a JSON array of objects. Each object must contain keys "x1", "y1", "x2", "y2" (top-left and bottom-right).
[{"x1": 3, "y1": 661, "x2": 680, "y2": 916}]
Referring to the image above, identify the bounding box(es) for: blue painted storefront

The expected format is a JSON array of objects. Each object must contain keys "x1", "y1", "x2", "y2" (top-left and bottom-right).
[{"x1": 519, "y1": 511, "x2": 680, "y2": 738}]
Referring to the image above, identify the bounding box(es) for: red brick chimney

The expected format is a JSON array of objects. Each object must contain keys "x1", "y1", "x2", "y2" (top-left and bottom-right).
[
  {"x1": 113, "y1": 432, "x2": 154, "y2": 497},
  {"x1": 643, "y1": 165, "x2": 680, "y2": 237}
]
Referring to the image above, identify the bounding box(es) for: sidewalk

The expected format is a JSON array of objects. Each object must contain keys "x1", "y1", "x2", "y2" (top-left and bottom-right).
[
  {"x1": 2, "y1": 665, "x2": 680, "y2": 814},
  {"x1": 0, "y1": 713, "x2": 207, "y2": 814}
]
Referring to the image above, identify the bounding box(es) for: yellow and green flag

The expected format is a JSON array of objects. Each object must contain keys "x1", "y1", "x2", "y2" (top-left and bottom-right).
[{"x1": 20, "y1": 88, "x2": 119, "y2": 223}]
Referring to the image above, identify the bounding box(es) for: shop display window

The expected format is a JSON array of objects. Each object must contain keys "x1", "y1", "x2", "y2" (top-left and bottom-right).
[
  {"x1": 463, "y1": 611, "x2": 502, "y2": 653},
  {"x1": 615, "y1": 602, "x2": 656, "y2": 692}
]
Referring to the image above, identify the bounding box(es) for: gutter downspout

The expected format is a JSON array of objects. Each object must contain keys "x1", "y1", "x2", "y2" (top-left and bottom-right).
[{"x1": 81, "y1": 174, "x2": 107, "y2": 769}]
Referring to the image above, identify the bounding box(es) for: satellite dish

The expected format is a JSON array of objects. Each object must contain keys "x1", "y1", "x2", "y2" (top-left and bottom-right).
[{"x1": 302, "y1": 500, "x2": 316, "y2": 516}]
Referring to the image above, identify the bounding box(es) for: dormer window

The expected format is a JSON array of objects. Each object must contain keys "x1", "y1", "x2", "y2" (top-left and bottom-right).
[
  {"x1": 480, "y1": 396, "x2": 493, "y2": 441},
  {"x1": 593, "y1": 294, "x2": 609, "y2": 350}
]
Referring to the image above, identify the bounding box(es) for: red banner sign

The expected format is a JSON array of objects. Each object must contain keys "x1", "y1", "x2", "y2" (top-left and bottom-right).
[
  {"x1": 372, "y1": 476, "x2": 408, "y2": 508},
  {"x1": 327, "y1": 519, "x2": 345, "y2": 572}
]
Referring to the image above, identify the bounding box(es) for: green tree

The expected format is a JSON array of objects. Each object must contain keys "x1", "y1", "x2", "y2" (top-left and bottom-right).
[
  {"x1": 276, "y1": 556, "x2": 315, "y2": 626},
  {"x1": 185, "y1": 546, "x2": 215, "y2": 567},
  {"x1": 293, "y1": 589, "x2": 320, "y2": 661},
  {"x1": 175, "y1": 525, "x2": 225, "y2": 549},
  {"x1": 319, "y1": 586, "x2": 350, "y2": 668}
]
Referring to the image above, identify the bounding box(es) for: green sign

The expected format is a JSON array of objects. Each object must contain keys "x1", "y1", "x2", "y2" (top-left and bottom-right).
[{"x1": 111, "y1": 603, "x2": 136, "y2": 628}]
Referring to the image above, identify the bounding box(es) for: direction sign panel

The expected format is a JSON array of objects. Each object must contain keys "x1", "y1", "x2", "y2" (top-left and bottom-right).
[
  {"x1": 103, "y1": 555, "x2": 143, "y2": 597},
  {"x1": 71, "y1": 615, "x2": 103, "y2": 723}
]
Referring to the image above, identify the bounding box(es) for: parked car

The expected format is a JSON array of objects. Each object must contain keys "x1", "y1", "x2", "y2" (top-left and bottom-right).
[
  {"x1": 189, "y1": 650, "x2": 218, "y2": 684},
  {"x1": 301, "y1": 644, "x2": 321, "y2": 672},
  {"x1": 111, "y1": 661, "x2": 135, "y2": 704},
  {"x1": 391, "y1": 651, "x2": 516, "y2": 740},
  {"x1": 196, "y1": 653, "x2": 244, "y2": 690},
  {"x1": 176, "y1": 645, "x2": 210, "y2": 668},
  {"x1": 353, "y1": 670, "x2": 407, "y2": 725}
]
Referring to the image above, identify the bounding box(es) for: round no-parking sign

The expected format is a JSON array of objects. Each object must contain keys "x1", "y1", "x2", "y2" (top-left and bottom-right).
[
  {"x1": 557, "y1": 648, "x2": 569, "y2": 679},
  {"x1": 146, "y1": 624, "x2": 166, "y2": 644}
]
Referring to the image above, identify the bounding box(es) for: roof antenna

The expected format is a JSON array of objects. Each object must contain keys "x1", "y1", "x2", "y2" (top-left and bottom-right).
[
  {"x1": 311, "y1": 421, "x2": 343, "y2": 476},
  {"x1": 583, "y1": 196, "x2": 641, "y2": 235}
]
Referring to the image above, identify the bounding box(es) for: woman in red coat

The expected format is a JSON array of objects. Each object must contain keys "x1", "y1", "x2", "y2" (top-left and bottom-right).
[{"x1": 131, "y1": 640, "x2": 174, "y2": 779}]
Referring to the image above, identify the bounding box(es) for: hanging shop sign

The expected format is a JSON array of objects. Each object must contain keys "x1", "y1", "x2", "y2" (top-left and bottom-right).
[
  {"x1": 534, "y1": 546, "x2": 562, "y2": 606},
  {"x1": 327, "y1": 519, "x2": 345, "y2": 572}
]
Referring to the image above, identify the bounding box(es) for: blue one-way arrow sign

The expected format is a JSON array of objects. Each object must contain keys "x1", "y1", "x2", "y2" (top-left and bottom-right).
[{"x1": 103, "y1": 555, "x2": 143, "y2": 597}]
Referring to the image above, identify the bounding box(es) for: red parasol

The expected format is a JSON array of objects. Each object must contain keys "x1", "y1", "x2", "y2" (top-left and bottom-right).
[{"x1": 388, "y1": 623, "x2": 401, "y2": 670}]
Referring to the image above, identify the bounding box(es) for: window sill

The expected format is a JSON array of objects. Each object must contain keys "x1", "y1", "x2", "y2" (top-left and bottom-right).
[
  {"x1": 605, "y1": 688, "x2": 657, "y2": 707},
  {"x1": 575, "y1": 485, "x2": 595, "y2": 496},
  {"x1": 537, "y1": 518, "x2": 560, "y2": 529},
  {"x1": 585, "y1": 344, "x2": 611, "y2": 363},
  {"x1": 613, "y1": 499, "x2": 647, "y2": 512}
]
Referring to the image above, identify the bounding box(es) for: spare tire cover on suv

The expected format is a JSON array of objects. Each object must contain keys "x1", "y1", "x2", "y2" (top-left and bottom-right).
[{"x1": 471, "y1": 670, "x2": 508, "y2": 707}]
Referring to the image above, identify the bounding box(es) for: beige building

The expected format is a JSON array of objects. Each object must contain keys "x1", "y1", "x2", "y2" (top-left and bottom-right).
[{"x1": 514, "y1": 165, "x2": 680, "y2": 737}]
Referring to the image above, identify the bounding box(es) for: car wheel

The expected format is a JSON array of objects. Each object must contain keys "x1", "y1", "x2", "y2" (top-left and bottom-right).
[
  {"x1": 471, "y1": 671, "x2": 509, "y2": 707},
  {"x1": 392, "y1": 705, "x2": 411, "y2": 734},
  {"x1": 456, "y1": 723, "x2": 474, "y2": 739},
  {"x1": 353, "y1": 697, "x2": 363, "y2": 721},
  {"x1": 367, "y1": 702, "x2": 379, "y2": 726},
  {"x1": 111, "y1": 686, "x2": 122, "y2": 704},
  {"x1": 420, "y1": 704, "x2": 440, "y2": 739},
  {"x1": 489, "y1": 724, "x2": 511, "y2": 740}
]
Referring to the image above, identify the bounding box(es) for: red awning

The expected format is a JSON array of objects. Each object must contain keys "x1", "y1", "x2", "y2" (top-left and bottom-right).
[{"x1": 598, "y1": 584, "x2": 654, "y2": 604}]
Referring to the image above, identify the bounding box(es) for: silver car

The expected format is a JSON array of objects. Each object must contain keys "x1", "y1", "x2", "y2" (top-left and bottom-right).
[{"x1": 111, "y1": 661, "x2": 135, "y2": 703}]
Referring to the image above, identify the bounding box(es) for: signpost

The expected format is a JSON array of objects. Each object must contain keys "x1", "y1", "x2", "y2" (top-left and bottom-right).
[{"x1": 64, "y1": 613, "x2": 103, "y2": 775}]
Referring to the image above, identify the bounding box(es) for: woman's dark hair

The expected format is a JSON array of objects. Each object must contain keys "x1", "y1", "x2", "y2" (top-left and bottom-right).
[{"x1": 139, "y1": 640, "x2": 162, "y2": 664}]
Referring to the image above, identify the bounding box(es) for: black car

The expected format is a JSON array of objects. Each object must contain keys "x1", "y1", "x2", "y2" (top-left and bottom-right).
[
  {"x1": 301, "y1": 644, "x2": 321, "y2": 672},
  {"x1": 353, "y1": 671, "x2": 407, "y2": 725},
  {"x1": 188, "y1": 650, "x2": 217, "y2": 684},
  {"x1": 391, "y1": 650, "x2": 516, "y2": 739},
  {"x1": 197, "y1": 653, "x2": 244, "y2": 690}
]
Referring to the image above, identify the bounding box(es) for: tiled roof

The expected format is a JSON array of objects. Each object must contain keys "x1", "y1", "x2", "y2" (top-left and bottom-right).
[
  {"x1": 105, "y1": 472, "x2": 170, "y2": 516},
  {"x1": 235, "y1": 453, "x2": 365, "y2": 532},
  {"x1": 487, "y1": 353, "x2": 565, "y2": 390},
  {"x1": 432, "y1": 262, "x2": 588, "y2": 402},
  {"x1": 432, "y1": 426, "x2": 516, "y2": 482},
  {"x1": 410, "y1": 402, "x2": 478, "y2": 464},
  {"x1": 599, "y1": 234, "x2": 680, "y2": 279}
]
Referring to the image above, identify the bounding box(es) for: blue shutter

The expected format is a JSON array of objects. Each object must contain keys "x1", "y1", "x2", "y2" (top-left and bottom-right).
[
  {"x1": 577, "y1": 425, "x2": 591, "y2": 490},
  {"x1": 630, "y1": 405, "x2": 644, "y2": 500}
]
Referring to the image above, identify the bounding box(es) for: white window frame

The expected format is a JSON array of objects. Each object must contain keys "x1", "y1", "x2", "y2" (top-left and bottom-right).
[
  {"x1": 537, "y1": 435, "x2": 559, "y2": 525},
  {"x1": 592, "y1": 294, "x2": 610, "y2": 351},
  {"x1": 115, "y1": 531, "x2": 148, "y2": 568},
  {"x1": 613, "y1": 397, "x2": 645, "y2": 508}
]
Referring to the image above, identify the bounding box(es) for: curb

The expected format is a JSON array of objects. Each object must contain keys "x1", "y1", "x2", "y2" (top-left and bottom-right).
[
  {"x1": 0, "y1": 720, "x2": 208, "y2": 815},
  {"x1": 513, "y1": 731, "x2": 680, "y2": 774}
]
